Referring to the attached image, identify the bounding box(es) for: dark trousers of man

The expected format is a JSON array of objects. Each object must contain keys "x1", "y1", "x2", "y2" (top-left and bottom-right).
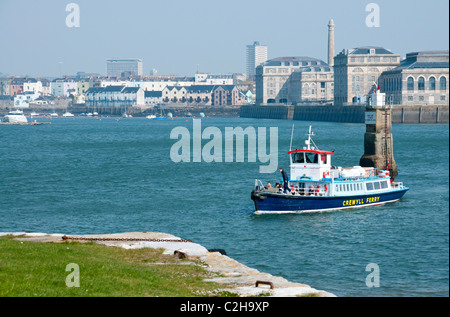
[{"x1": 283, "y1": 181, "x2": 291, "y2": 193}]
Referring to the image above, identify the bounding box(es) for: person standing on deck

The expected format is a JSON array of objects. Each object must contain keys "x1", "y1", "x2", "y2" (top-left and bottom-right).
[{"x1": 279, "y1": 168, "x2": 291, "y2": 193}]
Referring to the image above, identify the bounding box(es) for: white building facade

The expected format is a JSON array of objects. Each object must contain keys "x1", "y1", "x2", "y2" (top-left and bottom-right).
[{"x1": 333, "y1": 46, "x2": 400, "y2": 106}]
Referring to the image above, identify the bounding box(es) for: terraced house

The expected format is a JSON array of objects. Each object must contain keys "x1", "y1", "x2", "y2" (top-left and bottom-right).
[{"x1": 85, "y1": 85, "x2": 144, "y2": 108}]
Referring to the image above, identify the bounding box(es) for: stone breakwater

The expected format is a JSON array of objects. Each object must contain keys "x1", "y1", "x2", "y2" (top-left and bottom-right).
[
  {"x1": 1, "y1": 231, "x2": 335, "y2": 297},
  {"x1": 240, "y1": 104, "x2": 449, "y2": 124}
]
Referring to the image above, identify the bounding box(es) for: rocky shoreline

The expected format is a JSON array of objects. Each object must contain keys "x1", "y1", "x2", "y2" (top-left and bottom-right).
[{"x1": 1, "y1": 231, "x2": 335, "y2": 297}]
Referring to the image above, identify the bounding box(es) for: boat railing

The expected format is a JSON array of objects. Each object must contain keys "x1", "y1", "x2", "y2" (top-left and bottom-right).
[
  {"x1": 254, "y1": 179, "x2": 265, "y2": 191},
  {"x1": 392, "y1": 182, "x2": 404, "y2": 189}
]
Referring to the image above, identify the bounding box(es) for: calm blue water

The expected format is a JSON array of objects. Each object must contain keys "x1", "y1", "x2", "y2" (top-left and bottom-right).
[{"x1": 1, "y1": 116, "x2": 448, "y2": 297}]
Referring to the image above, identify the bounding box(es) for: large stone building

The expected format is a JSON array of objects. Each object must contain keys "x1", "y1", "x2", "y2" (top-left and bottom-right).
[
  {"x1": 288, "y1": 65, "x2": 334, "y2": 104},
  {"x1": 255, "y1": 56, "x2": 332, "y2": 104},
  {"x1": 333, "y1": 46, "x2": 400, "y2": 106},
  {"x1": 378, "y1": 51, "x2": 449, "y2": 105}
]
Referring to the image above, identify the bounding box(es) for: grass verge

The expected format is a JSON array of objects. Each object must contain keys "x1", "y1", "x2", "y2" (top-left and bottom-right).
[{"x1": 0, "y1": 236, "x2": 230, "y2": 297}]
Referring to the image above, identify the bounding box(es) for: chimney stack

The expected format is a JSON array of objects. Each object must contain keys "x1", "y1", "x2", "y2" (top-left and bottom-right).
[{"x1": 328, "y1": 19, "x2": 335, "y2": 67}]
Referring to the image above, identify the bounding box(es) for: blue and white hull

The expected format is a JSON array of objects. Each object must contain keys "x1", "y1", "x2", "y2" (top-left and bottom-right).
[
  {"x1": 251, "y1": 187, "x2": 409, "y2": 214},
  {"x1": 251, "y1": 126, "x2": 409, "y2": 214}
]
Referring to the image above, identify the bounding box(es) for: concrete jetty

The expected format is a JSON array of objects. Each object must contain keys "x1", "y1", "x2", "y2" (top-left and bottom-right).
[{"x1": 1, "y1": 231, "x2": 335, "y2": 297}]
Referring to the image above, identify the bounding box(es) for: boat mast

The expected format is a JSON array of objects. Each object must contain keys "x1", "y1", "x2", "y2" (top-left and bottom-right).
[{"x1": 289, "y1": 124, "x2": 295, "y2": 151}]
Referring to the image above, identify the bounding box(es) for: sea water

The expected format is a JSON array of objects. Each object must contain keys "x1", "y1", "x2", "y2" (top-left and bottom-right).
[{"x1": 0, "y1": 116, "x2": 448, "y2": 297}]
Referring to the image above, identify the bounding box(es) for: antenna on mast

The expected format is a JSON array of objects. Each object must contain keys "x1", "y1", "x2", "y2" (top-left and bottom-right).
[{"x1": 289, "y1": 124, "x2": 295, "y2": 151}]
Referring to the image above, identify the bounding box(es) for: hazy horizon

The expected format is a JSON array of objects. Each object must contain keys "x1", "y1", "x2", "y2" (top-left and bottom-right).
[{"x1": 0, "y1": 0, "x2": 448, "y2": 78}]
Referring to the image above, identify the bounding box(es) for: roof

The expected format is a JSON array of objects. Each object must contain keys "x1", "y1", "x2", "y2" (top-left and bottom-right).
[
  {"x1": 288, "y1": 149, "x2": 334, "y2": 155},
  {"x1": 382, "y1": 51, "x2": 449, "y2": 74},
  {"x1": 122, "y1": 87, "x2": 140, "y2": 93},
  {"x1": 261, "y1": 56, "x2": 328, "y2": 67},
  {"x1": 165, "y1": 86, "x2": 186, "y2": 91},
  {"x1": 144, "y1": 90, "x2": 162, "y2": 97},
  {"x1": 214, "y1": 85, "x2": 236, "y2": 91},
  {"x1": 103, "y1": 85, "x2": 124, "y2": 92},
  {"x1": 349, "y1": 46, "x2": 394, "y2": 55},
  {"x1": 186, "y1": 85, "x2": 216, "y2": 93},
  {"x1": 294, "y1": 66, "x2": 333, "y2": 73}
]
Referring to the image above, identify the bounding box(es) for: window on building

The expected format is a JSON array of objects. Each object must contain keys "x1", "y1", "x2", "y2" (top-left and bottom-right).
[
  {"x1": 429, "y1": 77, "x2": 436, "y2": 90},
  {"x1": 440, "y1": 77, "x2": 447, "y2": 91},
  {"x1": 418, "y1": 77, "x2": 425, "y2": 91},
  {"x1": 407, "y1": 77, "x2": 414, "y2": 91}
]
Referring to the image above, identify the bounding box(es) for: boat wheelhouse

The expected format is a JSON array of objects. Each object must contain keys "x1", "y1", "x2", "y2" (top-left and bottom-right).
[{"x1": 251, "y1": 126, "x2": 408, "y2": 214}]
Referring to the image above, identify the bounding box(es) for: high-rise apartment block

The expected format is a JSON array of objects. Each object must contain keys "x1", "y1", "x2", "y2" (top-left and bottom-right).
[
  {"x1": 246, "y1": 41, "x2": 268, "y2": 80},
  {"x1": 106, "y1": 58, "x2": 143, "y2": 77}
]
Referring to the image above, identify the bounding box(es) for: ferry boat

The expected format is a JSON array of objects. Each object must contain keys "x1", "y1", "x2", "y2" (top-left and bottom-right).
[
  {"x1": 3, "y1": 110, "x2": 28, "y2": 123},
  {"x1": 251, "y1": 126, "x2": 408, "y2": 214}
]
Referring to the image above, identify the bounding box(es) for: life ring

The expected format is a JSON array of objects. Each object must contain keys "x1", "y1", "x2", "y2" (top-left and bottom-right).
[{"x1": 324, "y1": 184, "x2": 328, "y2": 192}]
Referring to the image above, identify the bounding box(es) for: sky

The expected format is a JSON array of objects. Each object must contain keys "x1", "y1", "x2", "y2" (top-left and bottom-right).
[{"x1": 0, "y1": 0, "x2": 448, "y2": 77}]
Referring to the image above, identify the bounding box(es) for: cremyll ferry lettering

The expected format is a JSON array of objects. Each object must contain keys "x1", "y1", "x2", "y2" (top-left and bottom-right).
[
  {"x1": 170, "y1": 119, "x2": 278, "y2": 173},
  {"x1": 342, "y1": 196, "x2": 380, "y2": 207}
]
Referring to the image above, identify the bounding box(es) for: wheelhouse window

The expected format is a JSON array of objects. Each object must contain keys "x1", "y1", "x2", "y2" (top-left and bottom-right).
[
  {"x1": 366, "y1": 182, "x2": 374, "y2": 191},
  {"x1": 380, "y1": 181, "x2": 388, "y2": 189},
  {"x1": 293, "y1": 153, "x2": 305, "y2": 163},
  {"x1": 374, "y1": 181, "x2": 381, "y2": 190},
  {"x1": 305, "y1": 152, "x2": 318, "y2": 164}
]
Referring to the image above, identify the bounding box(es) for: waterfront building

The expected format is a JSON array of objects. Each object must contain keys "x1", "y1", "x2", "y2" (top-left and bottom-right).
[
  {"x1": 41, "y1": 79, "x2": 52, "y2": 96},
  {"x1": 378, "y1": 51, "x2": 449, "y2": 105},
  {"x1": 106, "y1": 58, "x2": 143, "y2": 77},
  {"x1": 212, "y1": 85, "x2": 244, "y2": 106},
  {"x1": 51, "y1": 78, "x2": 77, "y2": 97},
  {"x1": 288, "y1": 65, "x2": 334, "y2": 104},
  {"x1": 255, "y1": 56, "x2": 331, "y2": 104},
  {"x1": 23, "y1": 78, "x2": 42, "y2": 95},
  {"x1": 76, "y1": 80, "x2": 91, "y2": 95},
  {"x1": 333, "y1": 46, "x2": 400, "y2": 106},
  {"x1": 10, "y1": 77, "x2": 25, "y2": 96},
  {"x1": 85, "y1": 85, "x2": 145, "y2": 108},
  {"x1": 100, "y1": 77, "x2": 195, "y2": 92},
  {"x1": 185, "y1": 85, "x2": 215, "y2": 105},
  {"x1": 246, "y1": 41, "x2": 268, "y2": 80},
  {"x1": 14, "y1": 91, "x2": 39, "y2": 108},
  {"x1": 0, "y1": 77, "x2": 11, "y2": 96},
  {"x1": 162, "y1": 86, "x2": 187, "y2": 103},
  {"x1": 195, "y1": 73, "x2": 234, "y2": 85},
  {"x1": 144, "y1": 90, "x2": 163, "y2": 105}
]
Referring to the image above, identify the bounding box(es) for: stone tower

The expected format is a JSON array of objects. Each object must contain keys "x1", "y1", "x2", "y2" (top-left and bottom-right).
[
  {"x1": 328, "y1": 19, "x2": 335, "y2": 67},
  {"x1": 359, "y1": 88, "x2": 398, "y2": 180}
]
